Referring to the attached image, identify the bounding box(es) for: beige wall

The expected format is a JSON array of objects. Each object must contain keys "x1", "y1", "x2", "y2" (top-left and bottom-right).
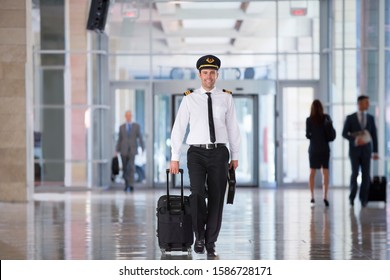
[
  {"x1": 69, "y1": 0, "x2": 89, "y2": 185},
  {"x1": 0, "y1": 0, "x2": 28, "y2": 202}
]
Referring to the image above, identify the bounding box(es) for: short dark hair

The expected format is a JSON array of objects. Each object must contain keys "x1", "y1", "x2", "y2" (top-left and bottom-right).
[{"x1": 357, "y1": 95, "x2": 369, "y2": 103}]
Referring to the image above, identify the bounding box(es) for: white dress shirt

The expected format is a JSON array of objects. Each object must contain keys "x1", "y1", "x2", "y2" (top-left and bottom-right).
[
  {"x1": 358, "y1": 110, "x2": 366, "y2": 129},
  {"x1": 170, "y1": 86, "x2": 241, "y2": 161}
]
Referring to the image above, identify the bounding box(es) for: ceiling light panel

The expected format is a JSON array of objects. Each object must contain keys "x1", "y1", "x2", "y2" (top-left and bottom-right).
[
  {"x1": 184, "y1": 37, "x2": 231, "y2": 44},
  {"x1": 180, "y1": 2, "x2": 242, "y2": 9},
  {"x1": 182, "y1": 19, "x2": 236, "y2": 29}
]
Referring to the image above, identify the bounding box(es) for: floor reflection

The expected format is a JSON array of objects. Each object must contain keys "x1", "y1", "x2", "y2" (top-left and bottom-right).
[
  {"x1": 309, "y1": 207, "x2": 330, "y2": 259},
  {"x1": 0, "y1": 187, "x2": 388, "y2": 260}
]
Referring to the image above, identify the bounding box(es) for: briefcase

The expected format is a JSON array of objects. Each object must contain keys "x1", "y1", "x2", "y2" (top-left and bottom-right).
[
  {"x1": 111, "y1": 156, "x2": 119, "y2": 181},
  {"x1": 227, "y1": 168, "x2": 236, "y2": 204},
  {"x1": 368, "y1": 176, "x2": 387, "y2": 203}
]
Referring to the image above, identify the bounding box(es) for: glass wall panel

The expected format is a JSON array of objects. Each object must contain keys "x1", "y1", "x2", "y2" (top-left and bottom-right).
[
  {"x1": 153, "y1": 94, "x2": 171, "y2": 184},
  {"x1": 332, "y1": 51, "x2": 344, "y2": 104},
  {"x1": 330, "y1": 104, "x2": 355, "y2": 188},
  {"x1": 278, "y1": 54, "x2": 319, "y2": 80},
  {"x1": 234, "y1": 96, "x2": 255, "y2": 185},
  {"x1": 386, "y1": 51, "x2": 390, "y2": 159},
  {"x1": 359, "y1": 50, "x2": 379, "y2": 100},
  {"x1": 110, "y1": 55, "x2": 151, "y2": 81},
  {"x1": 359, "y1": 0, "x2": 379, "y2": 49},
  {"x1": 343, "y1": 50, "x2": 359, "y2": 102},
  {"x1": 259, "y1": 93, "x2": 275, "y2": 185},
  {"x1": 333, "y1": 0, "x2": 344, "y2": 49},
  {"x1": 277, "y1": 1, "x2": 320, "y2": 53},
  {"x1": 281, "y1": 86, "x2": 313, "y2": 183},
  {"x1": 149, "y1": 54, "x2": 279, "y2": 82},
  {"x1": 33, "y1": 50, "x2": 107, "y2": 187},
  {"x1": 344, "y1": 0, "x2": 358, "y2": 49}
]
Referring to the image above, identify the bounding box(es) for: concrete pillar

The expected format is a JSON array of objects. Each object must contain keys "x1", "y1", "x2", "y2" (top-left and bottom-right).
[{"x1": 0, "y1": 0, "x2": 29, "y2": 202}]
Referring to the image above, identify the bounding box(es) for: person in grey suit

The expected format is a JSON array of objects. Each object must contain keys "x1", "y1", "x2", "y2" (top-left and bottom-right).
[
  {"x1": 116, "y1": 110, "x2": 144, "y2": 192},
  {"x1": 342, "y1": 95, "x2": 378, "y2": 207}
]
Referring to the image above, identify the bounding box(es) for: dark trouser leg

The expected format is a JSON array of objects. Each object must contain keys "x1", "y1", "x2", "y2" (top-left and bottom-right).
[
  {"x1": 205, "y1": 160, "x2": 228, "y2": 243},
  {"x1": 121, "y1": 155, "x2": 129, "y2": 187},
  {"x1": 204, "y1": 147, "x2": 229, "y2": 244},
  {"x1": 187, "y1": 147, "x2": 207, "y2": 240},
  {"x1": 359, "y1": 154, "x2": 371, "y2": 205},
  {"x1": 349, "y1": 154, "x2": 360, "y2": 202},
  {"x1": 122, "y1": 154, "x2": 136, "y2": 187}
]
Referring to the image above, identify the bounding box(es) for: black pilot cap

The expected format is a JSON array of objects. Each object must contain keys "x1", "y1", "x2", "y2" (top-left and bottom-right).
[{"x1": 196, "y1": 55, "x2": 221, "y2": 71}]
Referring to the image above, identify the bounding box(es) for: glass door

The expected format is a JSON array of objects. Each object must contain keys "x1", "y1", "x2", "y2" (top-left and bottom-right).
[
  {"x1": 233, "y1": 95, "x2": 257, "y2": 186},
  {"x1": 153, "y1": 80, "x2": 273, "y2": 188},
  {"x1": 110, "y1": 82, "x2": 150, "y2": 187},
  {"x1": 276, "y1": 82, "x2": 318, "y2": 186}
]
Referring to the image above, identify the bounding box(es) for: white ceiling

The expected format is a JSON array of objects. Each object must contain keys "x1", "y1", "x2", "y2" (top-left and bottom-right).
[{"x1": 106, "y1": 0, "x2": 318, "y2": 54}]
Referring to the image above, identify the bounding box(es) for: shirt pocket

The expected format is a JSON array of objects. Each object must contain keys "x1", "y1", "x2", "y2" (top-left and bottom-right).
[{"x1": 213, "y1": 104, "x2": 226, "y2": 121}]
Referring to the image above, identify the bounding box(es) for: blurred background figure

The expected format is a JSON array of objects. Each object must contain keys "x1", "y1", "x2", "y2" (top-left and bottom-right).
[
  {"x1": 306, "y1": 99, "x2": 335, "y2": 207},
  {"x1": 116, "y1": 110, "x2": 144, "y2": 192}
]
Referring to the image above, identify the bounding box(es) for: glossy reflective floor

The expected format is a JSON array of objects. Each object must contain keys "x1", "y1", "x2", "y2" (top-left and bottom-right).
[{"x1": 0, "y1": 186, "x2": 389, "y2": 260}]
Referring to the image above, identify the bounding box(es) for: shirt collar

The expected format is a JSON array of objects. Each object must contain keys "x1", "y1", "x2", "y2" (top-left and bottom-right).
[{"x1": 200, "y1": 86, "x2": 216, "y2": 94}]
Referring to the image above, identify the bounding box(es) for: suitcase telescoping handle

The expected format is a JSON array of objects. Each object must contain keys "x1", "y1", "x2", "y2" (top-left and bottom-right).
[{"x1": 166, "y1": 169, "x2": 184, "y2": 211}]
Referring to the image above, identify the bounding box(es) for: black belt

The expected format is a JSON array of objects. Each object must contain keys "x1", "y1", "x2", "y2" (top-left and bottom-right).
[{"x1": 191, "y1": 143, "x2": 226, "y2": 150}]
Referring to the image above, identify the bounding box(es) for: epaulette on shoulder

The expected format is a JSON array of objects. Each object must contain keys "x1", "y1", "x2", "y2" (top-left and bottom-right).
[
  {"x1": 183, "y1": 89, "x2": 194, "y2": 96},
  {"x1": 223, "y1": 89, "x2": 233, "y2": 94}
]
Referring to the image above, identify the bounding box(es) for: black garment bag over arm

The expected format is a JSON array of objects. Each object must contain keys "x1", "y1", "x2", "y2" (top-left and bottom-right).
[{"x1": 156, "y1": 169, "x2": 193, "y2": 255}]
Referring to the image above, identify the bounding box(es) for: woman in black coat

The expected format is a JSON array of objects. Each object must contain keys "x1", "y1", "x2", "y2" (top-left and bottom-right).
[{"x1": 306, "y1": 99, "x2": 334, "y2": 207}]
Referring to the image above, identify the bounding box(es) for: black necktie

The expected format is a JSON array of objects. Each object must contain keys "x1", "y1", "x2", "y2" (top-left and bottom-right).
[{"x1": 206, "y1": 92, "x2": 216, "y2": 143}]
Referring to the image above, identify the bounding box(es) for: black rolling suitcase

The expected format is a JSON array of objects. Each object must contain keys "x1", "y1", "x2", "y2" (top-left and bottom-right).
[
  {"x1": 156, "y1": 169, "x2": 193, "y2": 255},
  {"x1": 368, "y1": 176, "x2": 387, "y2": 203}
]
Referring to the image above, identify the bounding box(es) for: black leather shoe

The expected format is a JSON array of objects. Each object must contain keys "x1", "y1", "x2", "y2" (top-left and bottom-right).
[
  {"x1": 194, "y1": 239, "x2": 205, "y2": 254},
  {"x1": 206, "y1": 243, "x2": 218, "y2": 258},
  {"x1": 324, "y1": 199, "x2": 329, "y2": 207}
]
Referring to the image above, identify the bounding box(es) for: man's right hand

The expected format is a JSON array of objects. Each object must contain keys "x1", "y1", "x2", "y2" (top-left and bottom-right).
[{"x1": 170, "y1": 161, "x2": 180, "y2": 174}]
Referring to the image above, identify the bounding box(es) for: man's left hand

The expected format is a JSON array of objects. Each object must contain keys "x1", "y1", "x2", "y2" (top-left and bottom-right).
[{"x1": 229, "y1": 160, "x2": 238, "y2": 170}]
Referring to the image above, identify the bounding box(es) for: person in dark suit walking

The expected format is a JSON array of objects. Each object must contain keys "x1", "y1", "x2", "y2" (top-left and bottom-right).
[
  {"x1": 169, "y1": 55, "x2": 241, "y2": 258},
  {"x1": 116, "y1": 110, "x2": 144, "y2": 192},
  {"x1": 342, "y1": 95, "x2": 378, "y2": 207},
  {"x1": 306, "y1": 99, "x2": 334, "y2": 207}
]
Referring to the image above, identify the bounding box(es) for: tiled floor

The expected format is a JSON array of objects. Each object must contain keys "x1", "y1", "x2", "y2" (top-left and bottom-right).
[{"x1": 0, "y1": 185, "x2": 389, "y2": 260}]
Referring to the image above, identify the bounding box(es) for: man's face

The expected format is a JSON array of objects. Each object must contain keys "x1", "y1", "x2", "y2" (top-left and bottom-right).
[
  {"x1": 358, "y1": 98, "x2": 369, "y2": 111},
  {"x1": 125, "y1": 111, "x2": 132, "y2": 122},
  {"x1": 198, "y1": 69, "x2": 218, "y2": 90}
]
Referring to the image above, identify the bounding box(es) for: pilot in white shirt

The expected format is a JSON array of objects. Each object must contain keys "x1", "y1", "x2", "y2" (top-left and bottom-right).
[{"x1": 169, "y1": 55, "x2": 241, "y2": 258}]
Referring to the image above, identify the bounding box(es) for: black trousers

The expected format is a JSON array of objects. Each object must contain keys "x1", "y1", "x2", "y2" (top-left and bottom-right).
[
  {"x1": 187, "y1": 145, "x2": 229, "y2": 244},
  {"x1": 349, "y1": 148, "x2": 371, "y2": 204},
  {"x1": 121, "y1": 154, "x2": 135, "y2": 186}
]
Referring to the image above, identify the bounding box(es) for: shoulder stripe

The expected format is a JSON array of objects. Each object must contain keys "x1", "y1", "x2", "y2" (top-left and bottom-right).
[
  {"x1": 223, "y1": 89, "x2": 233, "y2": 94},
  {"x1": 183, "y1": 89, "x2": 194, "y2": 96}
]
